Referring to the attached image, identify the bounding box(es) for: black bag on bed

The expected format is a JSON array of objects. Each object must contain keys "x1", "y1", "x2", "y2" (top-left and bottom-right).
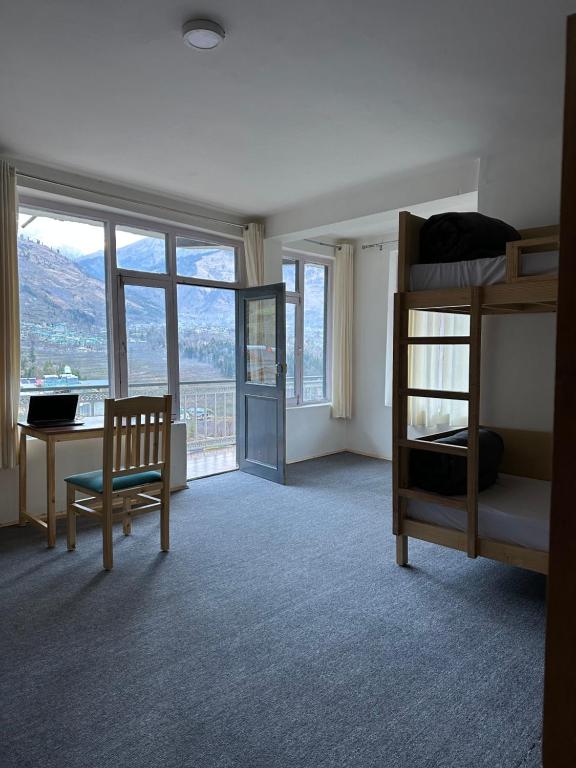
[
  {"x1": 409, "y1": 428, "x2": 504, "y2": 496},
  {"x1": 419, "y1": 212, "x2": 521, "y2": 265}
]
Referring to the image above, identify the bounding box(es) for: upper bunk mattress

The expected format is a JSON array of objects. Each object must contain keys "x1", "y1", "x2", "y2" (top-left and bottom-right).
[
  {"x1": 409, "y1": 250, "x2": 559, "y2": 291},
  {"x1": 406, "y1": 473, "x2": 550, "y2": 551}
]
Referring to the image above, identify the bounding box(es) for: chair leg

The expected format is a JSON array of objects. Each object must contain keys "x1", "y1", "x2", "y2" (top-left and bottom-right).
[
  {"x1": 102, "y1": 499, "x2": 113, "y2": 571},
  {"x1": 160, "y1": 486, "x2": 170, "y2": 553},
  {"x1": 66, "y1": 485, "x2": 76, "y2": 551},
  {"x1": 122, "y1": 498, "x2": 132, "y2": 536},
  {"x1": 396, "y1": 535, "x2": 408, "y2": 567}
]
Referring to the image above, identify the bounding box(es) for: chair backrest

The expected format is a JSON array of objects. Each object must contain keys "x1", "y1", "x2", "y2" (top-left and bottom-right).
[{"x1": 102, "y1": 395, "x2": 172, "y2": 490}]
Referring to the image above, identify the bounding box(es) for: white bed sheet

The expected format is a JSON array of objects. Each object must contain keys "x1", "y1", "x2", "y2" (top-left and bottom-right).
[
  {"x1": 409, "y1": 250, "x2": 559, "y2": 291},
  {"x1": 406, "y1": 473, "x2": 550, "y2": 551}
]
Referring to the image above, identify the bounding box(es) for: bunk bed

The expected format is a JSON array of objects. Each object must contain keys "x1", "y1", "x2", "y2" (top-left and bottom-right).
[{"x1": 392, "y1": 211, "x2": 560, "y2": 575}]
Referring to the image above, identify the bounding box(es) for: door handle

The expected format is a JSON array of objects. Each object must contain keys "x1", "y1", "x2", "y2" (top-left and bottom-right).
[{"x1": 276, "y1": 362, "x2": 286, "y2": 375}]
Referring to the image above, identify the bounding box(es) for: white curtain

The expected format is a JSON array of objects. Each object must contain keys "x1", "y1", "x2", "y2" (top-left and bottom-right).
[
  {"x1": 407, "y1": 310, "x2": 469, "y2": 431},
  {"x1": 243, "y1": 222, "x2": 264, "y2": 287},
  {"x1": 0, "y1": 161, "x2": 20, "y2": 469},
  {"x1": 384, "y1": 247, "x2": 398, "y2": 407},
  {"x1": 331, "y1": 243, "x2": 354, "y2": 419}
]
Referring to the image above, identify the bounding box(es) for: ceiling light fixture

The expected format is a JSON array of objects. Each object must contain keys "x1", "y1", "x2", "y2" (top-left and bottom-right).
[{"x1": 182, "y1": 19, "x2": 225, "y2": 50}]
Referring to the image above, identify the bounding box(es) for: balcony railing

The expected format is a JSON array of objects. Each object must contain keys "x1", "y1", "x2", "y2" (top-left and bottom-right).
[
  {"x1": 179, "y1": 380, "x2": 236, "y2": 452},
  {"x1": 19, "y1": 375, "x2": 327, "y2": 455},
  {"x1": 19, "y1": 380, "x2": 237, "y2": 454}
]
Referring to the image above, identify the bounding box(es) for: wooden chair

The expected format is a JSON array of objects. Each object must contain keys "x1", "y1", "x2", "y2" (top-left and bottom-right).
[{"x1": 65, "y1": 395, "x2": 172, "y2": 571}]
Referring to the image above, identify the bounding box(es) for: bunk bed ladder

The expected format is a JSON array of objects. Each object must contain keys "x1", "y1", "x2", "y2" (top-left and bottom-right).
[{"x1": 393, "y1": 287, "x2": 483, "y2": 564}]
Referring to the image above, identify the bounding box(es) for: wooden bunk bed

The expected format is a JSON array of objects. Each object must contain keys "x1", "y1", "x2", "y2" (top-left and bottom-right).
[{"x1": 392, "y1": 211, "x2": 560, "y2": 575}]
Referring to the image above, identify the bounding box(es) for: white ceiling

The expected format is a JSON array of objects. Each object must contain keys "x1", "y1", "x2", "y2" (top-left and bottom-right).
[
  {"x1": 0, "y1": 1, "x2": 573, "y2": 217},
  {"x1": 314, "y1": 192, "x2": 478, "y2": 242}
]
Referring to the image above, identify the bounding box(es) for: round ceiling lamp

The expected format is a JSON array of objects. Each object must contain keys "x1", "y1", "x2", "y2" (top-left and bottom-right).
[{"x1": 182, "y1": 19, "x2": 226, "y2": 50}]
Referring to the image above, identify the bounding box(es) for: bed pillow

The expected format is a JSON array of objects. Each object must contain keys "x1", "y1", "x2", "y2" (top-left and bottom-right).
[
  {"x1": 409, "y1": 428, "x2": 504, "y2": 496},
  {"x1": 419, "y1": 212, "x2": 521, "y2": 265}
]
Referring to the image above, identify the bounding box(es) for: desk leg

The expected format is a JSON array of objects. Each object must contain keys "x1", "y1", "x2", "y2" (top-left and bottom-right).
[
  {"x1": 18, "y1": 432, "x2": 27, "y2": 526},
  {"x1": 46, "y1": 437, "x2": 56, "y2": 548}
]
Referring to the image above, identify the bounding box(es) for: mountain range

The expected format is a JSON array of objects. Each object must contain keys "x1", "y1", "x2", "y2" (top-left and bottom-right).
[
  {"x1": 18, "y1": 236, "x2": 236, "y2": 330},
  {"x1": 77, "y1": 237, "x2": 235, "y2": 285},
  {"x1": 18, "y1": 234, "x2": 325, "y2": 333}
]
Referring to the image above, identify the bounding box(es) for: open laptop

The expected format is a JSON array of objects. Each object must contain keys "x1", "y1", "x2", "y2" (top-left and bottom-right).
[{"x1": 26, "y1": 394, "x2": 84, "y2": 427}]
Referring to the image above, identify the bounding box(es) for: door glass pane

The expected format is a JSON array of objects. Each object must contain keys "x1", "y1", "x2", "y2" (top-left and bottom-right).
[
  {"x1": 282, "y1": 260, "x2": 297, "y2": 292},
  {"x1": 176, "y1": 236, "x2": 236, "y2": 282},
  {"x1": 286, "y1": 302, "x2": 296, "y2": 399},
  {"x1": 116, "y1": 226, "x2": 167, "y2": 273},
  {"x1": 246, "y1": 298, "x2": 276, "y2": 385},
  {"x1": 124, "y1": 285, "x2": 168, "y2": 396},
  {"x1": 303, "y1": 263, "x2": 327, "y2": 401},
  {"x1": 177, "y1": 284, "x2": 237, "y2": 479},
  {"x1": 17, "y1": 210, "x2": 110, "y2": 420}
]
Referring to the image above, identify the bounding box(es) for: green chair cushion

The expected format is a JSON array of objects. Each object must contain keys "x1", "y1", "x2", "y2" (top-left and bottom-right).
[{"x1": 64, "y1": 469, "x2": 162, "y2": 494}]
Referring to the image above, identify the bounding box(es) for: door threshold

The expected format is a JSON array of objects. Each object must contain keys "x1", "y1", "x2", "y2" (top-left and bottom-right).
[{"x1": 187, "y1": 466, "x2": 239, "y2": 482}]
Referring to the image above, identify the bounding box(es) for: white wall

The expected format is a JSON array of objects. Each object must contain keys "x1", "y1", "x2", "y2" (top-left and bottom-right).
[
  {"x1": 478, "y1": 135, "x2": 562, "y2": 432},
  {"x1": 346, "y1": 138, "x2": 562, "y2": 457},
  {"x1": 286, "y1": 404, "x2": 347, "y2": 463},
  {"x1": 274, "y1": 135, "x2": 561, "y2": 466},
  {"x1": 332, "y1": 135, "x2": 562, "y2": 460},
  {"x1": 480, "y1": 314, "x2": 557, "y2": 431},
  {"x1": 264, "y1": 237, "x2": 351, "y2": 464},
  {"x1": 0, "y1": 423, "x2": 188, "y2": 527},
  {"x1": 347, "y1": 241, "x2": 394, "y2": 460},
  {"x1": 477, "y1": 137, "x2": 562, "y2": 230},
  {"x1": 266, "y1": 157, "x2": 479, "y2": 241},
  {"x1": 9, "y1": 157, "x2": 249, "y2": 241}
]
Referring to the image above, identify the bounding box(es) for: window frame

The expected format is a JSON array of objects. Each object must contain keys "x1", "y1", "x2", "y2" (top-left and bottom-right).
[
  {"x1": 282, "y1": 249, "x2": 333, "y2": 407},
  {"x1": 18, "y1": 194, "x2": 245, "y2": 421}
]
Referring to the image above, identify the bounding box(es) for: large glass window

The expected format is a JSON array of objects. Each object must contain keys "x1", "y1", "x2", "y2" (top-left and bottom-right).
[
  {"x1": 283, "y1": 252, "x2": 331, "y2": 405},
  {"x1": 123, "y1": 284, "x2": 168, "y2": 397},
  {"x1": 282, "y1": 260, "x2": 297, "y2": 292},
  {"x1": 18, "y1": 200, "x2": 242, "y2": 480},
  {"x1": 116, "y1": 226, "x2": 167, "y2": 273},
  {"x1": 285, "y1": 301, "x2": 297, "y2": 399},
  {"x1": 303, "y1": 263, "x2": 328, "y2": 401},
  {"x1": 177, "y1": 284, "x2": 236, "y2": 475},
  {"x1": 17, "y1": 210, "x2": 110, "y2": 419},
  {"x1": 176, "y1": 236, "x2": 236, "y2": 282}
]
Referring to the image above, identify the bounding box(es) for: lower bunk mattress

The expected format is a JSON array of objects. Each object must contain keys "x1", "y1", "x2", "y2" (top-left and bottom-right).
[
  {"x1": 409, "y1": 250, "x2": 559, "y2": 291},
  {"x1": 406, "y1": 473, "x2": 550, "y2": 552}
]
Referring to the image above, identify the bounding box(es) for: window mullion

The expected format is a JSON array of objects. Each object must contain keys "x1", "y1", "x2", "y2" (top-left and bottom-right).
[
  {"x1": 166, "y1": 232, "x2": 180, "y2": 419},
  {"x1": 108, "y1": 223, "x2": 127, "y2": 399},
  {"x1": 104, "y1": 220, "x2": 115, "y2": 397},
  {"x1": 116, "y1": 274, "x2": 129, "y2": 399},
  {"x1": 297, "y1": 259, "x2": 304, "y2": 405}
]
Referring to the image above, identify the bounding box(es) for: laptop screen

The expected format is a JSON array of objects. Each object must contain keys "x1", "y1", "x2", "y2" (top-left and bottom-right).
[{"x1": 27, "y1": 394, "x2": 79, "y2": 424}]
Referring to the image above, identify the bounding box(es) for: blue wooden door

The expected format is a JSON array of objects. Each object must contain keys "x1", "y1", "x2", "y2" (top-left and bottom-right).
[{"x1": 236, "y1": 284, "x2": 286, "y2": 484}]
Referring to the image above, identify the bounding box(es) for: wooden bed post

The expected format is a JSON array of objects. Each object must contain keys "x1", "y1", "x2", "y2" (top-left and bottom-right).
[
  {"x1": 392, "y1": 291, "x2": 409, "y2": 566},
  {"x1": 466, "y1": 288, "x2": 482, "y2": 558},
  {"x1": 542, "y1": 13, "x2": 576, "y2": 767}
]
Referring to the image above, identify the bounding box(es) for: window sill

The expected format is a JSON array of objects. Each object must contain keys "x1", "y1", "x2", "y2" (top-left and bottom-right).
[{"x1": 287, "y1": 401, "x2": 332, "y2": 411}]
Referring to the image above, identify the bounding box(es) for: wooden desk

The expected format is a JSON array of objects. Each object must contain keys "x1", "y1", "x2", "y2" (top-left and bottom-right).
[{"x1": 18, "y1": 419, "x2": 105, "y2": 547}]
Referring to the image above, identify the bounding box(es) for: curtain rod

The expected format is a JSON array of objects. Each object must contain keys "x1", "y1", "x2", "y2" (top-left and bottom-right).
[
  {"x1": 16, "y1": 171, "x2": 248, "y2": 231},
  {"x1": 361, "y1": 236, "x2": 398, "y2": 250},
  {"x1": 303, "y1": 238, "x2": 337, "y2": 248}
]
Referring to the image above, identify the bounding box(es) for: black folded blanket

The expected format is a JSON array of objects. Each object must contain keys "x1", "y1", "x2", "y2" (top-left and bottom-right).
[
  {"x1": 419, "y1": 212, "x2": 521, "y2": 265},
  {"x1": 409, "y1": 428, "x2": 504, "y2": 496}
]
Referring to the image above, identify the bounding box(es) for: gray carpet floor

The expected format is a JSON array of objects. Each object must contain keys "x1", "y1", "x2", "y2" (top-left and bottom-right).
[{"x1": 0, "y1": 453, "x2": 545, "y2": 768}]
